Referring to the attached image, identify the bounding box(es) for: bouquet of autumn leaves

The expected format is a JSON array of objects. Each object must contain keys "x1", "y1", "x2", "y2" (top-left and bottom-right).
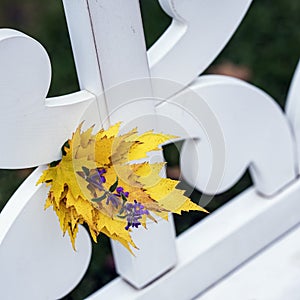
[{"x1": 37, "y1": 123, "x2": 206, "y2": 253}]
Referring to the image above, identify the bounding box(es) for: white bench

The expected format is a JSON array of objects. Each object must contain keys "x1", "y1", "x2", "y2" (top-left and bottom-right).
[{"x1": 0, "y1": 1, "x2": 299, "y2": 299}]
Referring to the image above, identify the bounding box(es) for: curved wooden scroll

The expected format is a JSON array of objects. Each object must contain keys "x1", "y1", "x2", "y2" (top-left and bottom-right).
[{"x1": 149, "y1": 0, "x2": 252, "y2": 96}]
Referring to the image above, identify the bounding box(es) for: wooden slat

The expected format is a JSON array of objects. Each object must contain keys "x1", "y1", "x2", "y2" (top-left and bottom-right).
[
  {"x1": 197, "y1": 224, "x2": 300, "y2": 299},
  {"x1": 63, "y1": 0, "x2": 177, "y2": 288}
]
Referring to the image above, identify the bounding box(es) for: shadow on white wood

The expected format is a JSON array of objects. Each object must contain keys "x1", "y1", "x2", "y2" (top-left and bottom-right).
[
  {"x1": 156, "y1": 74, "x2": 296, "y2": 196},
  {"x1": 286, "y1": 60, "x2": 300, "y2": 173},
  {"x1": 162, "y1": 75, "x2": 296, "y2": 196}
]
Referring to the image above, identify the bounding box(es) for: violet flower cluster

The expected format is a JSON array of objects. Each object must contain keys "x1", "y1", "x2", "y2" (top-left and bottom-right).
[
  {"x1": 123, "y1": 200, "x2": 149, "y2": 230},
  {"x1": 78, "y1": 167, "x2": 149, "y2": 230}
]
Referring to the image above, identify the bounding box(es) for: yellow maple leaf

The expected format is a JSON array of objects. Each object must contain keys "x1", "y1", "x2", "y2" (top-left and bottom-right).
[
  {"x1": 37, "y1": 123, "x2": 207, "y2": 252},
  {"x1": 128, "y1": 131, "x2": 177, "y2": 161}
]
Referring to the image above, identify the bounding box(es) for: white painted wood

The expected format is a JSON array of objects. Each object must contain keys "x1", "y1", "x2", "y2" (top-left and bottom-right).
[
  {"x1": 197, "y1": 224, "x2": 300, "y2": 300},
  {"x1": 156, "y1": 75, "x2": 296, "y2": 196},
  {"x1": 1, "y1": 1, "x2": 299, "y2": 298},
  {"x1": 286, "y1": 60, "x2": 300, "y2": 173},
  {"x1": 63, "y1": 0, "x2": 177, "y2": 288},
  {"x1": 84, "y1": 0, "x2": 156, "y2": 131},
  {"x1": 149, "y1": 0, "x2": 252, "y2": 97},
  {"x1": 87, "y1": 178, "x2": 300, "y2": 299},
  {"x1": 0, "y1": 27, "x2": 97, "y2": 299},
  {"x1": 0, "y1": 29, "x2": 96, "y2": 168},
  {"x1": 63, "y1": 0, "x2": 157, "y2": 129},
  {"x1": 0, "y1": 28, "x2": 100, "y2": 298},
  {"x1": 0, "y1": 166, "x2": 92, "y2": 300},
  {"x1": 111, "y1": 214, "x2": 177, "y2": 289},
  {"x1": 62, "y1": 0, "x2": 108, "y2": 124},
  {"x1": 286, "y1": 60, "x2": 300, "y2": 127}
]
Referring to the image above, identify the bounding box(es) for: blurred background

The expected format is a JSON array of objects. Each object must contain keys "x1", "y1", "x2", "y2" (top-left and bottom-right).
[{"x1": 0, "y1": 0, "x2": 299, "y2": 298}]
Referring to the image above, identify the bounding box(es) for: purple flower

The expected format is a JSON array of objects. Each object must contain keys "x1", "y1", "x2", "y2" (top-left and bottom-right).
[
  {"x1": 116, "y1": 186, "x2": 129, "y2": 198},
  {"x1": 106, "y1": 193, "x2": 120, "y2": 208},
  {"x1": 105, "y1": 186, "x2": 129, "y2": 209},
  {"x1": 88, "y1": 172, "x2": 105, "y2": 191},
  {"x1": 124, "y1": 200, "x2": 149, "y2": 230},
  {"x1": 97, "y1": 168, "x2": 107, "y2": 183},
  {"x1": 88, "y1": 168, "x2": 106, "y2": 188},
  {"x1": 82, "y1": 168, "x2": 107, "y2": 197}
]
